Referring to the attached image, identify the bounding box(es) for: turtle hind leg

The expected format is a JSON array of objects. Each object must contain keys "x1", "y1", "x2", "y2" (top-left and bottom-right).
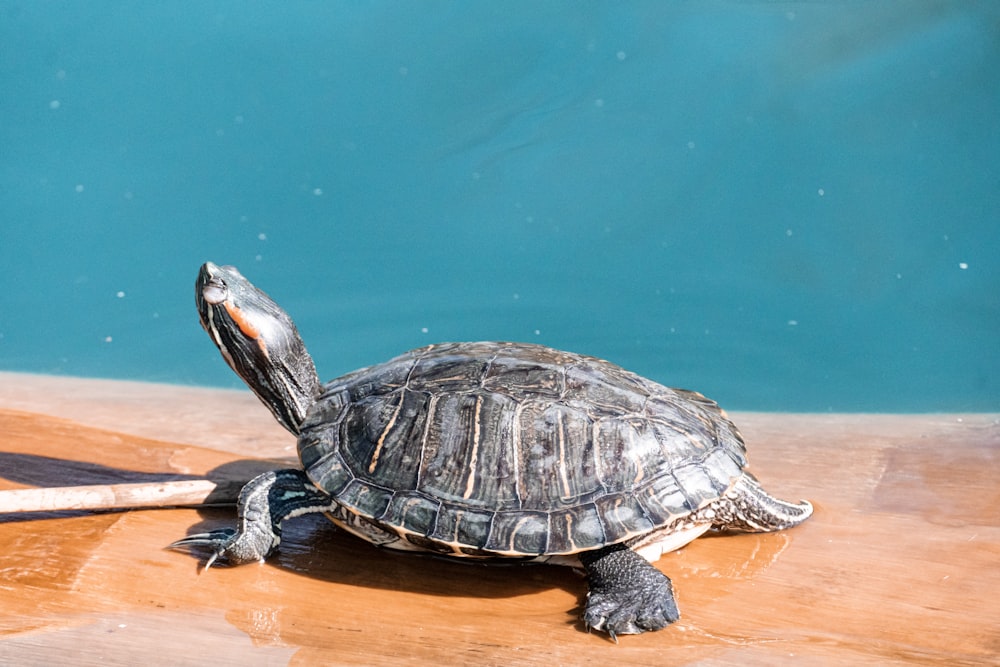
[
  {"x1": 710, "y1": 473, "x2": 813, "y2": 533},
  {"x1": 168, "y1": 468, "x2": 335, "y2": 568}
]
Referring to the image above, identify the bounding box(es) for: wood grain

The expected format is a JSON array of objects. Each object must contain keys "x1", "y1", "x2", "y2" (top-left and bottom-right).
[
  {"x1": 0, "y1": 479, "x2": 244, "y2": 513},
  {"x1": 0, "y1": 372, "x2": 997, "y2": 665}
]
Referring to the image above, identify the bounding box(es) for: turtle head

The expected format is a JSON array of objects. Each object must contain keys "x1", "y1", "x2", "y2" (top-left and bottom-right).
[{"x1": 196, "y1": 262, "x2": 321, "y2": 435}]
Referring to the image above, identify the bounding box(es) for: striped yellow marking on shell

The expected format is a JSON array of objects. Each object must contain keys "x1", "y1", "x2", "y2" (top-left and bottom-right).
[
  {"x1": 510, "y1": 402, "x2": 524, "y2": 502},
  {"x1": 438, "y1": 507, "x2": 464, "y2": 545},
  {"x1": 556, "y1": 410, "x2": 572, "y2": 499},
  {"x1": 462, "y1": 395, "x2": 483, "y2": 500},
  {"x1": 633, "y1": 441, "x2": 645, "y2": 485},
  {"x1": 415, "y1": 394, "x2": 438, "y2": 487},
  {"x1": 505, "y1": 514, "x2": 541, "y2": 553},
  {"x1": 428, "y1": 373, "x2": 469, "y2": 384},
  {"x1": 557, "y1": 510, "x2": 577, "y2": 554},
  {"x1": 369, "y1": 392, "x2": 404, "y2": 474},
  {"x1": 591, "y1": 421, "x2": 604, "y2": 488}
]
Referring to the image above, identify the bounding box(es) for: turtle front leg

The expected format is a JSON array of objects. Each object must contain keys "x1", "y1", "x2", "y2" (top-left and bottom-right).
[
  {"x1": 580, "y1": 543, "x2": 680, "y2": 640},
  {"x1": 169, "y1": 468, "x2": 334, "y2": 568}
]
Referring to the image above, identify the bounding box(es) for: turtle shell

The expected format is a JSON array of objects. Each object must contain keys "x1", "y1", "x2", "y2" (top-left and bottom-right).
[{"x1": 298, "y1": 342, "x2": 747, "y2": 557}]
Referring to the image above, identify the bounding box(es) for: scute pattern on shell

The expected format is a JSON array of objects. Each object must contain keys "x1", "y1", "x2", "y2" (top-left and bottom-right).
[{"x1": 298, "y1": 342, "x2": 747, "y2": 556}]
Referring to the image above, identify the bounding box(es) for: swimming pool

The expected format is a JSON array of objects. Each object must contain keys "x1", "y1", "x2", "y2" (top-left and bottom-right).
[{"x1": 1, "y1": 2, "x2": 997, "y2": 412}]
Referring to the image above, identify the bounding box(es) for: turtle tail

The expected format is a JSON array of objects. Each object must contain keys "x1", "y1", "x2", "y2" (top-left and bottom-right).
[{"x1": 710, "y1": 473, "x2": 813, "y2": 533}]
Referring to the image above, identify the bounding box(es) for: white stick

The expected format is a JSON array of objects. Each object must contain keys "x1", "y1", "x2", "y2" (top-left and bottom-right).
[{"x1": 0, "y1": 479, "x2": 246, "y2": 513}]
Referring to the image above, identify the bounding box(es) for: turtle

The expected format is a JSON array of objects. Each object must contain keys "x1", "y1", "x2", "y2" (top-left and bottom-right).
[{"x1": 171, "y1": 262, "x2": 812, "y2": 638}]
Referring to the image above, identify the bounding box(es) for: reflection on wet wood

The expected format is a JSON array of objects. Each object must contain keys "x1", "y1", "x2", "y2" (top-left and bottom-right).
[{"x1": 0, "y1": 373, "x2": 997, "y2": 665}]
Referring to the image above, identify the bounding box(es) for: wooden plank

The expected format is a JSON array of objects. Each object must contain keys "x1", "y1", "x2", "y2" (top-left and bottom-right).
[
  {"x1": 0, "y1": 373, "x2": 996, "y2": 665},
  {"x1": 0, "y1": 479, "x2": 244, "y2": 513}
]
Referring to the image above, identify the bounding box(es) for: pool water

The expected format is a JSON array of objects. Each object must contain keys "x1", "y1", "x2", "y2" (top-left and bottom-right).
[{"x1": 1, "y1": 2, "x2": 997, "y2": 412}]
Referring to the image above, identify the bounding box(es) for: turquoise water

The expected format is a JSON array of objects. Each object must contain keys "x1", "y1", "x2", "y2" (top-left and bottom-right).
[{"x1": 1, "y1": 2, "x2": 997, "y2": 412}]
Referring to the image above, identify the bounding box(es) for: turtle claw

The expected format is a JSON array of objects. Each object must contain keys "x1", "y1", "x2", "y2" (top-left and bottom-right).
[
  {"x1": 583, "y1": 584, "x2": 678, "y2": 639},
  {"x1": 168, "y1": 470, "x2": 322, "y2": 569},
  {"x1": 168, "y1": 528, "x2": 240, "y2": 569}
]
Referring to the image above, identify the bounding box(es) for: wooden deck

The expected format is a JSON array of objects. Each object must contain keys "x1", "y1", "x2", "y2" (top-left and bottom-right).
[{"x1": 0, "y1": 372, "x2": 997, "y2": 665}]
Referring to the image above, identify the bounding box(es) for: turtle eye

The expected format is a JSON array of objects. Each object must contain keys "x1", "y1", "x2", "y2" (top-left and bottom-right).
[{"x1": 203, "y1": 276, "x2": 228, "y2": 305}]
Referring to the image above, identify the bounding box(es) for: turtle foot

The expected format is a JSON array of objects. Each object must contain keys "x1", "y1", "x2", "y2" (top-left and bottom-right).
[
  {"x1": 168, "y1": 527, "x2": 270, "y2": 569},
  {"x1": 167, "y1": 469, "x2": 331, "y2": 568},
  {"x1": 583, "y1": 577, "x2": 678, "y2": 640},
  {"x1": 581, "y1": 544, "x2": 679, "y2": 640}
]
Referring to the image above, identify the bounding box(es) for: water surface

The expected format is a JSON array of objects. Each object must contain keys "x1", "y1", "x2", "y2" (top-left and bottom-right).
[{"x1": 1, "y1": 2, "x2": 997, "y2": 411}]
